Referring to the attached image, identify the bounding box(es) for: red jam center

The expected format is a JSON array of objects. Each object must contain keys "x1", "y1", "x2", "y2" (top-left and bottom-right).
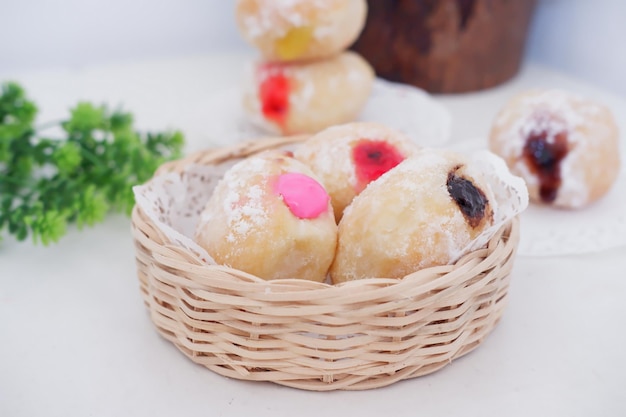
[
  {"x1": 522, "y1": 130, "x2": 569, "y2": 203},
  {"x1": 274, "y1": 173, "x2": 329, "y2": 219},
  {"x1": 352, "y1": 139, "x2": 405, "y2": 191},
  {"x1": 259, "y1": 73, "x2": 290, "y2": 126}
]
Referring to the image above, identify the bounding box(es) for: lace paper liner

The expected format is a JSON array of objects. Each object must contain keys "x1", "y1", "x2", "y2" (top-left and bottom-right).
[
  {"x1": 185, "y1": 78, "x2": 451, "y2": 151},
  {"x1": 133, "y1": 148, "x2": 527, "y2": 268},
  {"x1": 132, "y1": 160, "x2": 240, "y2": 264},
  {"x1": 456, "y1": 150, "x2": 529, "y2": 259}
]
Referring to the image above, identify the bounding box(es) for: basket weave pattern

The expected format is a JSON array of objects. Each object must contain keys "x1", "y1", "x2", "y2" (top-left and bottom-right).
[{"x1": 131, "y1": 136, "x2": 520, "y2": 391}]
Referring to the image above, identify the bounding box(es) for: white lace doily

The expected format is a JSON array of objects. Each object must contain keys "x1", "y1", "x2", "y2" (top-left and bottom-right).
[
  {"x1": 132, "y1": 161, "x2": 240, "y2": 264},
  {"x1": 451, "y1": 139, "x2": 626, "y2": 257},
  {"x1": 457, "y1": 150, "x2": 529, "y2": 256},
  {"x1": 358, "y1": 79, "x2": 451, "y2": 146},
  {"x1": 184, "y1": 78, "x2": 451, "y2": 151}
]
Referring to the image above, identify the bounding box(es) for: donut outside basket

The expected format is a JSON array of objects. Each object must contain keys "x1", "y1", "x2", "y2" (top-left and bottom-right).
[{"x1": 131, "y1": 135, "x2": 521, "y2": 391}]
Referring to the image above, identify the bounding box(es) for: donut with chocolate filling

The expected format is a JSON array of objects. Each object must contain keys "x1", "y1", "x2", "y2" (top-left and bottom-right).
[
  {"x1": 489, "y1": 89, "x2": 621, "y2": 209},
  {"x1": 329, "y1": 149, "x2": 496, "y2": 283}
]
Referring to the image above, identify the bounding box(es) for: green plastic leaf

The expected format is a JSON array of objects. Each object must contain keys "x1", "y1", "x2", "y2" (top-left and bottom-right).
[
  {"x1": 0, "y1": 81, "x2": 185, "y2": 246},
  {"x1": 53, "y1": 141, "x2": 82, "y2": 175}
]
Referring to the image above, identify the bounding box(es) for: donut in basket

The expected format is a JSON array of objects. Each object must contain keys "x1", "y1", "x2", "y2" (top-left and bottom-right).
[
  {"x1": 131, "y1": 122, "x2": 528, "y2": 390},
  {"x1": 194, "y1": 150, "x2": 337, "y2": 283}
]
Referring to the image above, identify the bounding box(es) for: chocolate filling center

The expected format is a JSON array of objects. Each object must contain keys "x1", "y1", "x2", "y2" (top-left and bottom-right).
[
  {"x1": 447, "y1": 170, "x2": 488, "y2": 228},
  {"x1": 522, "y1": 130, "x2": 568, "y2": 203}
]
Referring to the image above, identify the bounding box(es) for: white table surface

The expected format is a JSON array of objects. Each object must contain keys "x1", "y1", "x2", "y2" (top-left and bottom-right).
[{"x1": 1, "y1": 53, "x2": 625, "y2": 417}]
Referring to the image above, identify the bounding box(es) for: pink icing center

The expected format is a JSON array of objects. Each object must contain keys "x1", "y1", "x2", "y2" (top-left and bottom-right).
[{"x1": 274, "y1": 173, "x2": 329, "y2": 219}]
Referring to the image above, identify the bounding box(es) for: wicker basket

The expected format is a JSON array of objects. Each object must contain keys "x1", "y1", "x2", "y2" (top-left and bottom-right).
[{"x1": 131, "y1": 136, "x2": 520, "y2": 391}]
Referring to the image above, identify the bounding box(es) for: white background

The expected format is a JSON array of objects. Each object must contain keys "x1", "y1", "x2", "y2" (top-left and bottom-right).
[{"x1": 1, "y1": 0, "x2": 625, "y2": 95}]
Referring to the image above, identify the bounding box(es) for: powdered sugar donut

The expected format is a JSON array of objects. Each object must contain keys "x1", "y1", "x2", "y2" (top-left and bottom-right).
[
  {"x1": 294, "y1": 122, "x2": 422, "y2": 221},
  {"x1": 235, "y1": 0, "x2": 367, "y2": 62},
  {"x1": 329, "y1": 149, "x2": 497, "y2": 283},
  {"x1": 194, "y1": 151, "x2": 337, "y2": 282},
  {"x1": 243, "y1": 51, "x2": 374, "y2": 136},
  {"x1": 489, "y1": 89, "x2": 621, "y2": 209}
]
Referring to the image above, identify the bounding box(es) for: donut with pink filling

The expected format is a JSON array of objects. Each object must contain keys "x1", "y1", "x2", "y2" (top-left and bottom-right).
[{"x1": 194, "y1": 151, "x2": 337, "y2": 282}]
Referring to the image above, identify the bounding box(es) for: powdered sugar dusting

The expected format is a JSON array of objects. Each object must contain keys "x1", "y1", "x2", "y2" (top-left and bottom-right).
[
  {"x1": 496, "y1": 90, "x2": 584, "y2": 156},
  {"x1": 290, "y1": 70, "x2": 316, "y2": 113},
  {"x1": 227, "y1": 185, "x2": 267, "y2": 240},
  {"x1": 212, "y1": 157, "x2": 273, "y2": 244},
  {"x1": 301, "y1": 132, "x2": 357, "y2": 186},
  {"x1": 313, "y1": 24, "x2": 334, "y2": 39},
  {"x1": 238, "y1": 0, "x2": 338, "y2": 39}
]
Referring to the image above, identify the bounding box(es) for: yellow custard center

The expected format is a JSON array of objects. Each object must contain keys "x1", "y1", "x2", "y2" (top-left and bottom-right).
[{"x1": 275, "y1": 26, "x2": 314, "y2": 60}]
